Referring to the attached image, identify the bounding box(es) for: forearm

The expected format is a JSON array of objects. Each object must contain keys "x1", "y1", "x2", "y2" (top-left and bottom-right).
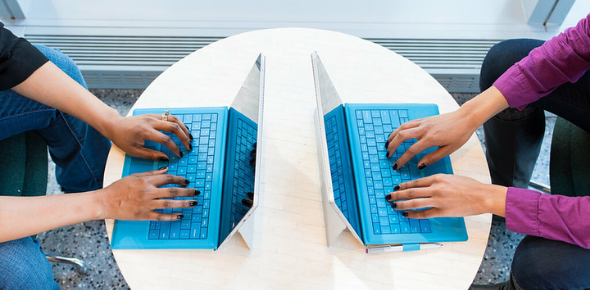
[
  {"x1": 0, "y1": 192, "x2": 102, "y2": 243},
  {"x1": 11, "y1": 61, "x2": 121, "y2": 136}
]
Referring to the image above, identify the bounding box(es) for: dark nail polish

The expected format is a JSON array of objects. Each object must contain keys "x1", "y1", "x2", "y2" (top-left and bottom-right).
[
  {"x1": 392, "y1": 203, "x2": 397, "y2": 209},
  {"x1": 158, "y1": 166, "x2": 168, "y2": 171},
  {"x1": 418, "y1": 163, "x2": 427, "y2": 170},
  {"x1": 402, "y1": 212, "x2": 408, "y2": 217},
  {"x1": 188, "y1": 143, "x2": 193, "y2": 151},
  {"x1": 183, "y1": 178, "x2": 190, "y2": 186},
  {"x1": 392, "y1": 163, "x2": 398, "y2": 170},
  {"x1": 177, "y1": 214, "x2": 184, "y2": 220},
  {"x1": 253, "y1": 142, "x2": 257, "y2": 149},
  {"x1": 242, "y1": 199, "x2": 253, "y2": 208},
  {"x1": 189, "y1": 201, "x2": 198, "y2": 206},
  {"x1": 159, "y1": 157, "x2": 169, "y2": 162},
  {"x1": 385, "y1": 141, "x2": 389, "y2": 148},
  {"x1": 194, "y1": 189, "x2": 201, "y2": 196},
  {"x1": 179, "y1": 151, "x2": 184, "y2": 158},
  {"x1": 385, "y1": 194, "x2": 392, "y2": 201},
  {"x1": 394, "y1": 185, "x2": 400, "y2": 191},
  {"x1": 247, "y1": 192, "x2": 254, "y2": 199},
  {"x1": 250, "y1": 149, "x2": 256, "y2": 156},
  {"x1": 249, "y1": 158, "x2": 256, "y2": 167},
  {"x1": 189, "y1": 133, "x2": 194, "y2": 140}
]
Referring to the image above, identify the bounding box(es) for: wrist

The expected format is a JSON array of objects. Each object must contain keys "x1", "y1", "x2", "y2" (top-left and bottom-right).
[
  {"x1": 480, "y1": 184, "x2": 508, "y2": 217},
  {"x1": 90, "y1": 188, "x2": 110, "y2": 220},
  {"x1": 95, "y1": 108, "x2": 123, "y2": 140},
  {"x1": 459, "y1": 86, "x2": 509, "y2": 128}
]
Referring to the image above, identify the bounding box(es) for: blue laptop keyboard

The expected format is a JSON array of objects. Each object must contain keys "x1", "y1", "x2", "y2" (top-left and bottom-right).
[
  {"x1": 353, "y1": 109, "x2": 431, "y2": 235},
  {"x1": 325, "y1": 107, "x2": 431, "y2": 237},
  {"x1": 148, "y1": 112, "x2": 219, "y2": 240},
  {"x1": 228, "y1": 119, "x2": 256, "y2": 228}
]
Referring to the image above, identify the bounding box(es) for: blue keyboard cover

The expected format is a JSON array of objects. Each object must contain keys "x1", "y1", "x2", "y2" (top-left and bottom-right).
[{"x1": 112, "y1": 107, "x2": 227, "y2": 249}]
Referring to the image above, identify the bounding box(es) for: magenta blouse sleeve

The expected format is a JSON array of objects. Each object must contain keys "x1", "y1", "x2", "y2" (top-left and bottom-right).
[
  {"x1": 493, "y1": 13, "x2": 590, "y2": 109},
  {"x1": 505, "y1": 187, "x2": 590, "y2": 249}
]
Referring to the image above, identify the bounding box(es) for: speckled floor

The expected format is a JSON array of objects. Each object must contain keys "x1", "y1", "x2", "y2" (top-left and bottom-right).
[{"x1": 37, "y1": 91, "x2": 555, "y2": 289}]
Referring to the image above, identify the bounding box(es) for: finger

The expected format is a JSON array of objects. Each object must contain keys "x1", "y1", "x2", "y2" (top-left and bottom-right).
[
  {"x1": 130, "y1": 146, "x2": 171, "y2": 161},
  {"x1": 397, "y1": 175, "x2": 438, "y2": 190},
  {"x1": 145, "y1": 130, "x2": 183, "y2": 158},
  {"x1": 386, "y1": 120, "x2": 421, "y2": 145},
  {"x1": 151, "y1": 197, "x2": 199, "y2": 211},
  {"x1": 416, "y1": 146, "x2": 456, "y2": 171},
  {"x1": 153, "y1": 115, "x2": 193, "y2": 152},
  {"x1": 148, "y1": 212, "x2": 186, "y2": 222},
  {"x1": 145, "y1": 173, "x2": 192, "y2": 188},
  {"x1": 393, "y1": 139, "x2": 432, "y2": 169},
  {"x1": 386, "y1": 126, "x2": 422, "y2": 160},
  {"x1": 154, "y1": 186, "x2": 200, "y2": 199},
  {"x1": 393, "y1": 197, "x2": 433, "y2": 211},
  {"x1": 132, "y1": 166, "x2": 169, "y2": 177},
  {"x1": 388, "y1": 187, "x2": 433, "y2": 202},
  {"x1": 402, "y1": 208, "x2": 442, "y2": 219}
]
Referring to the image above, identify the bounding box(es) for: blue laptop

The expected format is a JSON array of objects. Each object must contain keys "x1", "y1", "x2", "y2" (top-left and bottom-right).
[
  {"x1": 111, "y1": 55, "x2": 265, "y2": 250},
  {"x1": 312, "y1": 52, "x2": 467, "y2": 249}
]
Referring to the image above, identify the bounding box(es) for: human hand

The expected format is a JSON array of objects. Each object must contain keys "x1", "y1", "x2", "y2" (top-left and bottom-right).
[
  {"x1": 104, "y1": 113, "x2": 193, "y2": 160},
  {"x1": 385, "y1": 109, "x2": 478, "y2": 170},
  {"x1": 96, "y1": 167, "x2": 200, "y2": 221},
  {"x1": 385, "y1": 174, "x2": 507, "y2": 219}
]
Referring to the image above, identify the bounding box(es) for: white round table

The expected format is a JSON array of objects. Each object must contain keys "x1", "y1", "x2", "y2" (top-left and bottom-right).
[{"x1": 104, "y1": 28, "x2": 492, "y2": 290}]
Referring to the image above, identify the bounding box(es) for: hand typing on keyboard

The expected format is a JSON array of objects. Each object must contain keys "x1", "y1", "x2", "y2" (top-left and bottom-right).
[
  {"x1": 385, "y1": 173, "x2": 507, "y2": 219},
  {"x1": 103, "y1": 112, "x2": 193, "y2": 161},
  {"x1": 97, "y1": 167, "x2": 200, "y2": 221},
  {"x1": 384, "y1": 88, "x2": 507, "y2": 171}
]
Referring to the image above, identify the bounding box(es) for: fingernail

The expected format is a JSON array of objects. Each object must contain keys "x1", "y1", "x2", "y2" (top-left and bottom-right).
[
  {"x1": 183, "y1": 178, "x2": 190, "y2": 186},
  {"x1": 158, "y1": 157, "x2": 169, "y2": 162},
  {"x1": 247, "y1": 192, "x2": 254, "y2": 199},
  {"x1": 250, "y1": 149, "x2": 256, "y2": 156},
  {"x1": 392, "y1": 163, "x2": 398, "y2": 170},
  {"x1": 177, "y1": 214, "x2": 184, "y2": 220},
  {"x1": 402, "y1": 212, "x2": 408, "y2": 217},
  {"x1": 385, "y1": 194, "x2": 392, "y2": 201},
  {"x1": 394, "y1": 185, "x2": 400, "y2": 191},
  {"x1": 189, "y1": 201, "x2": 198, "y2": 206},
  {"x1": 179, "y1": 151, "x2": 184, "y2": 158},
  {"x1": 418, "y1": 163, "x2": 427, "y2": 170},
  {"x1": 392, "y1": 203, "x2": 397, "y2": 209},
  {"x1": 158, "y1": 166, "x2": 168, "y2": 171},
  {"x1": 242, "y1": 199, "x2": 253, "y2": 208},
  {"x1": 184, "y1": 123, "x2": 190, "y2": 131},
  {"x1": 194, "y1": 189, "x2": 201, "y2": 196},
  {"x1": 385, "y1": 141, "x2": 389, "y2": 148},
  {"x1": 249, "y1": 158, "x2": 256, "y2": 167},
  {"x1": 188, "y1": 143, "x2": 193, "y2": 151},
  {"x1": 253, "y1": 142, "x2": 257, "y2": 149},
  {"x1": 386, "y1": 151, "x2": 391, "y2": 158},
  {"x1": 189, "y1": 134, "x2": 194, "y2": 140}
]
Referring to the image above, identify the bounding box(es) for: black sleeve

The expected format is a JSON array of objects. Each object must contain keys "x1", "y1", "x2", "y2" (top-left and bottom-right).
[{"x1": 0, "y1": 22, "x2": 49, "y2": 91}]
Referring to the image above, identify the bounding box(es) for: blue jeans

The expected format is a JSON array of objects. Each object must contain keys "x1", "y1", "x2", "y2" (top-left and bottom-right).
[
  {"x1": 480, "y1": 39, "x2": 590, "y2": 289},
  {"x1": 0, "y1": 45, "x2": 111, "y2": 288}
]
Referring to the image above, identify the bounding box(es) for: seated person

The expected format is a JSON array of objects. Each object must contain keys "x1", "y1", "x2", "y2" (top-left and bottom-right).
[
  {"x1": 0, "y1": 23, "x2": 197, "y2": 289},
  {"x1": 385, "y1": 13, "x2": 590, "y2": 290}
]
